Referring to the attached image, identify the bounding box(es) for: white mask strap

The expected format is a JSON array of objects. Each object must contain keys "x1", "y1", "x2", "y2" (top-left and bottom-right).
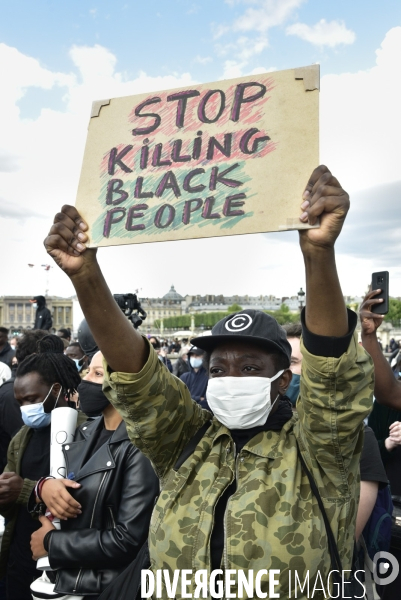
[
  {"x1": 270, "y1": 393, "x2": 280, "y2": 412},
  {"x1": 43, "y1": 383, "x2": 62, "y2": 410},
  {"x1": 53, "y1": 386, "x2": 62, "y2": 409},
  {"x1": 270, "y1": 369, "x2": 284, "y2": 382}
]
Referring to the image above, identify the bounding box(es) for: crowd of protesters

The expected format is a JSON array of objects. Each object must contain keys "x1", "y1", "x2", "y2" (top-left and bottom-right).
[{"x1": 1, "y1": 165, "x2": 401, "y2": 599}]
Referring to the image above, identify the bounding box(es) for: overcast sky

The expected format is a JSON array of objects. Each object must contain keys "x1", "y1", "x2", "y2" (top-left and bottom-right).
[{"x1": 0, "y1": 0, "x2": 400, "y2": 300}]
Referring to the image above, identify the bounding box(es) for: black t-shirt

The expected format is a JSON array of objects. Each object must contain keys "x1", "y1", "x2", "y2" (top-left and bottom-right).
[
  {"x1": 91, "y1": 427, "x2": 114, "y2": 457},
  {"x1": 360, "y1": 426, "x2": 388, "y2": 488},
  {"x1": 8, "y1": 426, "x2": 51, "y2": 586},
  {"x1": 381, "y1": 447, "x2": 401, "y2": 496}
]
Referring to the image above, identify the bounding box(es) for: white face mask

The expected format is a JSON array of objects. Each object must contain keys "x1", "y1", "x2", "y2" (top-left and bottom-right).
[{"x1": 206, "y1": 371, "x2": 284, "y2": 430}]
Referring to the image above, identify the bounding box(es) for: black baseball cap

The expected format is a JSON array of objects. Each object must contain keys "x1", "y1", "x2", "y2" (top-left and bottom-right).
[
  {"x1": 191, "y1": 309, "x2": 291, "y2": 364},
  {"x1": 188, "y1": 347, "x2": 205, "y2": 356}
]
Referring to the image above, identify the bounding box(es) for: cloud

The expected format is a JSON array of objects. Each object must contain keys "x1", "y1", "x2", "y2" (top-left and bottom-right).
[
  {"x1": 213, "y1": 0, "x2": 302, "y2": 74},
  {"x1": 187, "y1": 4, "x2": 200, "y2": 14},
  {"x1": 0, "y1": 152, "x2": 20, "y2": 172},
  {"x1": 211, "y1": 23, "x2": 230, "y2": 40},
  {"x1": 216, "y1": 34, "x2": 269, "y2": 76},
  {"x1": 221, "y1": 58, "x2": 276, "y2": 79},
  {"x1": 194, "y1": 55, "x2": 213, "y2": 65},
  {"x1": 320, "y1": 27, "x2": 401, "y2": 193},
  {"x1": 336, "y1": 180, "x2": 401, "y2": 265},
  {"x1": 0, "y1": 42, "x2": 196, "y2": 296},
  {"x1": 286, "y1": 19, "x2": 356, "y2": 47},
  {"x1": 232, "y1": 0, "x2": 305, "y2": 33},
  {"x1": 1, "y1": 29, "x2": 401, "y2": 301},
  {"x1": 0, "y1": 197, "x2": 46, "y2": 220},
  {"x1": 250, "y1": 66, "x2": 277, "y2": 74},
  {"x1": 217, "y1": 34, "x2": 268, "y2": 58},
  {"x1": 222, "y1": 60, "x2": 247, "y2": 78}
]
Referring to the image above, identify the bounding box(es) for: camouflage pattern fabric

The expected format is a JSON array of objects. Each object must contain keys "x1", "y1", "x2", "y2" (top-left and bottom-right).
[{"x1": 103, "y1": 329, "x2": 373, "y2": 599}]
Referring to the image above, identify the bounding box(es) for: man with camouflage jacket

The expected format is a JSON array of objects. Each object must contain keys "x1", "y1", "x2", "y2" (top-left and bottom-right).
[{"x1": 44, "y1": 165, "x2": 374, "y2": 599}]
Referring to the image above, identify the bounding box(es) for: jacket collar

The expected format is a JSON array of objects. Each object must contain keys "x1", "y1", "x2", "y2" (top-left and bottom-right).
[
  {"x1": 79, "y1": 415, "x2": 129, "y2": 444},
  {"x1": 243, "y1": 415, "x2": 297, "y2": 458},
  {"x1": 212, "y1": 413, "x2": 297, "y2": 459},
  {"x1": 63, "y1": 417, "x2": 129, "y2": 482}
]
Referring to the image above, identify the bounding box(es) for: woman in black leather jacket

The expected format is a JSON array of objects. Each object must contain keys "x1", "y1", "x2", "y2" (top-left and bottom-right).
[{"x1": 30, "y1": 351, "x2": 159, "y2": 598}]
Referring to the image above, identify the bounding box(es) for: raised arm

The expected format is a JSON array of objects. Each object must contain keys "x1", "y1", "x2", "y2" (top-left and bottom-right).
[
  {"x1": 299, "y1": 165, "x2": 349, "y2": 337},
  {"x1": 360, "y1": 290, "x2": 401, "y2": 409},
  {"x1": 44, "y1": 205, "x2": 148, "y2": 373}
]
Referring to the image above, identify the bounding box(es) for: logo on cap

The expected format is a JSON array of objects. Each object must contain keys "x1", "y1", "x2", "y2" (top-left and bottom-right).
[{"x1": 225, "y1": 314, "x2": 253, "y2": 332}]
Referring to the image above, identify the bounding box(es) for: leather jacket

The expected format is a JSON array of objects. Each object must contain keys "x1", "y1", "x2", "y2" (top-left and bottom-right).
[{"x1": 47, "y1": 416, "x2": 159, "y2": 596}]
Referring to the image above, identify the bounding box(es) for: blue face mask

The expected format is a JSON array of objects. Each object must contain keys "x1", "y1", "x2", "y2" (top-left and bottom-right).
[
  {"x1": 286, "y1": 373, "x2": 301, "y2": 406},
  {"x1": 190, "y1": 357, "x2": 203, "y2": 369},
  {"x1": 72, "y1": 358, "x2": 84, "y2": 372},
  {"x1": 20, "y1": 384, "x2": 61, "y2": 429}
]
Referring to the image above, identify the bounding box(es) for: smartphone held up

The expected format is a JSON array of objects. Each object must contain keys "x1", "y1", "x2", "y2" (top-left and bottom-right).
[{"x1": 371, "y1": 271, "x2": 389, "y2": 315}]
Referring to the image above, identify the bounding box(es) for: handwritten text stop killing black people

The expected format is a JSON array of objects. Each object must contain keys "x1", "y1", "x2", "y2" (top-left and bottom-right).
[{"x1": 93, "y1": 77, "x2": 277, "y2": 243}]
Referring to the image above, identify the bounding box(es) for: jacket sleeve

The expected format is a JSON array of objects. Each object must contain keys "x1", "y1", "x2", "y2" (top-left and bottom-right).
[
  {"x1": 0, "y1": 384, "x2": 24, "y2": 439},
  {"x1": 295, "y1": 311, "x2": 374, "y2": 500},
  {"x1": 42, "y1": 309, "x2": 53, "y2": 331},
  {"x1": 102, "y1": 339, "x2": 211, "y2": 481},
  {"x1": 0, "y1": 429, "x2": 36, "y2": 520},
  {"x1": 47, "y1": 446, "x2": 159, "y2": 570}
]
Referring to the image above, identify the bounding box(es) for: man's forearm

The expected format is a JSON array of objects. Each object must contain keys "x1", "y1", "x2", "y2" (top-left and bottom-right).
[
  {"x1": 71, "y1": 262, "x2": 148, "y2": 373},
  {"x1": 362, "y1": 332, "x2": 401, "y2": 409},
  {"x1": 303, "y1": 247, "x2": 348, "y2": 337}
]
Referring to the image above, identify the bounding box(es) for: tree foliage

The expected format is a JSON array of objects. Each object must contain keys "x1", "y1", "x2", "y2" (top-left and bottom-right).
[
  {"x1": 227, "y1": 303, "x2": 243, "y2": 313},
  {"x1": 154, "y1": 307, "x2": 299, "y2": 330},
  {"x1": 385, "y1": 298, "x2": 401, "y2": 325}
]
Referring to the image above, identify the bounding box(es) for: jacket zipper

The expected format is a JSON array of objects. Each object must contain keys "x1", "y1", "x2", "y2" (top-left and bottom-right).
[
  {"x1": 108, "y1": 506, "x2": 116, "y2": 529},
  {"x1": 90, "y1": 446, "x2": 120, "y2": 528},
  {"x1": 71, "y1": 446, "x2": 121, "y2": 593},
  {"x1": 72, "y1": 473, "x2": 107, "y2": 593},
  {"x1": 223, "y1": 442, "x2": 237, "y2": 570},
  {"x1": 73, "y1": 568, "x2": 83, "y2": 593},
  {"x1": 90, "y1": 472, "x2": 107, "y2": 527}
]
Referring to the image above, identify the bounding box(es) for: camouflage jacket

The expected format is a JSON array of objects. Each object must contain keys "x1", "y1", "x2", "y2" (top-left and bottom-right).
[{"x1": 103, "y1": 331, "x2": 373, "y2": 599}]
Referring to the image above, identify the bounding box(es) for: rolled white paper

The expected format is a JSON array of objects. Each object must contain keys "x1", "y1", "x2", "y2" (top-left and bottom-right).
[
  {"x1": 49, "y1": 407, "x2": 78, "y2": 479},
  {"x1": 37, "y1": 407, "x2": 78, "y2": 571}
]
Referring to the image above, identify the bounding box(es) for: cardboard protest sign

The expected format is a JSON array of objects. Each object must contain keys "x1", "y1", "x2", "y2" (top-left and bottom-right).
[{"x1": 75, "y1": 64, "x2": 319, "y2": 247}]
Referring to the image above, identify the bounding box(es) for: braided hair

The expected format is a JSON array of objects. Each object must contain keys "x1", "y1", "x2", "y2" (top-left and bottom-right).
[{"x1": 16, "y1": 334, "x2": 81, "y2": 400}]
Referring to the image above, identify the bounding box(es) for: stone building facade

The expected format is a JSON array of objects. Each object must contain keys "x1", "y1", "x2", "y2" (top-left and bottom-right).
[
  {"x1": 140, "y1": 285, "x2": 185, "y2": 329},
  {"x1": 0, "y1": 296, "x2": 73, "y2": 333}
]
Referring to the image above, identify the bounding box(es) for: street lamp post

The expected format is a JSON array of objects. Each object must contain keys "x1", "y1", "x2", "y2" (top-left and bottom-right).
[{"x1": 297, "y1": 288, "x2": 305, "y2": 312}]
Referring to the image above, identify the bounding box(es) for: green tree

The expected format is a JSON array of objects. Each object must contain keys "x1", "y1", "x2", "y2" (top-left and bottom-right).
[
  {"x1": 227, "y1": 303, "x2": 243, "y2": 313},
  {"x1": 385, "y1": 298, "x2": 401, "y2": 326},
  {"x1": 155, "y1": 305, "x2": 300, "y2": 331},
  {"x1": 264, "y1": 308, "x2": 298, "y2": 325}
]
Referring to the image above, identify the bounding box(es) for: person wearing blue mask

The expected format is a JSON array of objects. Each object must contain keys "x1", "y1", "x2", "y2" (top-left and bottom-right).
[
  {"x1": 283, "y1": 322, "x2": 302, "y2": 406},
  {"x1": 179, "y1": 347, "x2": 208, "y2": 408},
  {"x1": 65, "y1": 342, "x2": 88, "y2": 376},
  {"x1": 0, "y1": 335, "x2": 82, "y2": 600}
]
